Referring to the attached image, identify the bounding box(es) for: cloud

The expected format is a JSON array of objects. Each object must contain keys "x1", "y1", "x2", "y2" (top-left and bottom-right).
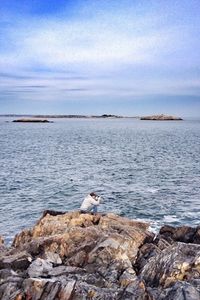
[
  {"x1": 1, "y1": 12, "x2": 182, "y2": 71},
  {"x1": 0, "y1": 0, "x2": 200, "y2": 115}
]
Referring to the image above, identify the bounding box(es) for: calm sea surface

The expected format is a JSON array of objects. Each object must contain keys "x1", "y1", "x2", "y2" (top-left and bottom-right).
[{"x1": 0, "y1": 118, "x2": 200, "y2": 243}]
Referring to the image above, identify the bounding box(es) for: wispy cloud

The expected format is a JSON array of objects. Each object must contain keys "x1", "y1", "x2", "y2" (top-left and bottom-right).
[{"x1": 0, "y1": 0, "x2": 200, "y2": 115}]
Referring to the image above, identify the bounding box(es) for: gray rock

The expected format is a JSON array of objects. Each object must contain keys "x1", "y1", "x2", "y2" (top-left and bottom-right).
[
  {"x1": 27, "y1": 258, "x2": 53, "y2": 278},
  {"x1": 0, "y1": 281, "x2": 23, "y2": 300},
  {"x1": 74, "y1": 281, "x2": 120, "y2": 300},
  {"x1": 0, "y1": 268, "x2": 18, "y2": 280},
  {"x1": 48, "y1": 265, "x2": 85, "y2": 277},
  {"x1": 140, "y1": 242, "x2": 200, "y2": 288},
  {"x1": 159, "y1": 281, "x2": 200, "y2": 300},
  {"x1": 0, "y1": 250, "x2": 32, "y2": 271}
]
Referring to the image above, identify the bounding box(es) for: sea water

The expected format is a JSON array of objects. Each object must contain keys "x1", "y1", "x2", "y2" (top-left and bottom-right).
[{"x1": 0, "y1": 117, "x2": 200, "y2": 243}]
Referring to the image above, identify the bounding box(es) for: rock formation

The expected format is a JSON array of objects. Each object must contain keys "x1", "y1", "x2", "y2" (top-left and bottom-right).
[
  {"x1": 0, "y1": 211, "x2": 200, "y2": 299},
  {"x1": 140, "y1": 114, "x2": 183, "y2": 120}
]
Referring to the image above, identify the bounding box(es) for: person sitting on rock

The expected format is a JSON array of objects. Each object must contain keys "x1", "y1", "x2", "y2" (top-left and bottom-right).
[{"x1": 80, "y1": 192, "x2": 101, "y2": 214}]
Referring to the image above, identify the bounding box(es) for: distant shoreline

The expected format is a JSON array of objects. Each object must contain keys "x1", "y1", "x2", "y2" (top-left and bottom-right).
[
  {"x1": 0, "y1": 114, "x2": 139, "y2": 119},
  {"x1": 0, "y1": 114, "x2": 188, "y2": 121}
]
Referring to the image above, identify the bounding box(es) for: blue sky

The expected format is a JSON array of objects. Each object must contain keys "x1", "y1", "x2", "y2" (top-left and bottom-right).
[{"x1": 0, "y1": 0, "x2": 200, "y2": 116}]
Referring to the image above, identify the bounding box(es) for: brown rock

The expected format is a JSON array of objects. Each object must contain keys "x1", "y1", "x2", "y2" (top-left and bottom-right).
[
  {"x1": 13, "y1": 212, "x2": 152, "y2": 268},
  {"x1": 158, "y1": 225, "x2": 199, "y2": 244},
  {"x1": 9, "y1": 211, "x2": 152, "y2": 297},
  {"x1": 0, "y1": 235, "x2": 4, "y2": 245},
  {"x1": 43, "y1": 251, "x2": 62, "y2": 265},
  {"x1": 193, "y1": 227, "x2": 200, "y2": 244},
  {"x1": 59, "y1": 280, "x2": 76, "y2": 300},
  {"x1": 173, "y1": 226, "x2": 196, "y2": 243},
  {"x1": 23, "y1": 278, "x2": 59, "y2": 300}
]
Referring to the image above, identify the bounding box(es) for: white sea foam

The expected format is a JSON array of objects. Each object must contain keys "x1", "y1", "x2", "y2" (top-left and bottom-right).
[
  {"x1": 163, "y1": 215, "x2": 180, "y2": 223},
  {"x1": 149, "y1": 221, "x2": 161, "y2": 234}
]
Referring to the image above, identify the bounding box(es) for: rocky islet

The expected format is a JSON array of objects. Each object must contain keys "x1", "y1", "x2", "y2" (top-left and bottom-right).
[
  {"x1": 12, "y1": 119, "x2": 52, "y2": 123},
  {"x1": 0, "y1": 211, "x2": 200, "y2": 299},
  {"x1": 140, "y1": 114, "x2": 183, "y2": 120}
]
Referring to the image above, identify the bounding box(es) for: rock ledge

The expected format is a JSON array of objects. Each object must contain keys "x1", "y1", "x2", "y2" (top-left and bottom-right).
[{"x1": 1, "y1": 211, "x2": 200, "y2": 299}]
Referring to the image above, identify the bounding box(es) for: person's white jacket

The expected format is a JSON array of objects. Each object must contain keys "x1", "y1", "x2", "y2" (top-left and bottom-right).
[{"x1": 80, "y1": 194, "x2": 101, "y2": 211}]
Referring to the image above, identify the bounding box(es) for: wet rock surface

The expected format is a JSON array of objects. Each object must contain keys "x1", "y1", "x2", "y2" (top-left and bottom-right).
[{"x1": 1, "y1": 211, "x2": 200, "y2": 299}]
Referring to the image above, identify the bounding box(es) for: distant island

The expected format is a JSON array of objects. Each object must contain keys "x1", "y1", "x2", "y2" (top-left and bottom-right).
[
  {"x1": 140, "y1": 114, "x2": 183, "y2": 121},
  {"x1": 13, "y1": 118, "x2": 52, "y2": 123}
]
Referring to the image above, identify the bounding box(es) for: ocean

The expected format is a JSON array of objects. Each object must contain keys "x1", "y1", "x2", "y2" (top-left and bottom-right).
[{"x1": 0, "y1": 117, "x2": 200, "y2": 243}]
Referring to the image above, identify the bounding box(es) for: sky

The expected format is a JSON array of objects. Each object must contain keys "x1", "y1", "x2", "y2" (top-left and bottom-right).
[{"x1": 0, "y1": 0, "x2": 200, "y2": 116}]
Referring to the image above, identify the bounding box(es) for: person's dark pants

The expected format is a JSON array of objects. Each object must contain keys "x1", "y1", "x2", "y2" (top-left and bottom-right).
[{"x1": 80, "y1": 206, "x2": 97, "y2": 214}]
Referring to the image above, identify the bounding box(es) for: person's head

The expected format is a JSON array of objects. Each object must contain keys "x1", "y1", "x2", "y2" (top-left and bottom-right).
[{"x1": 90, "y1": 192, "x2": 97, "y2": 198}]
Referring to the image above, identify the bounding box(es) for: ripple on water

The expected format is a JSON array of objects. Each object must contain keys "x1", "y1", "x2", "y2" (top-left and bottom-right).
[{"x1": 0, "y1": 118, "x2": 200, "y2": 243}]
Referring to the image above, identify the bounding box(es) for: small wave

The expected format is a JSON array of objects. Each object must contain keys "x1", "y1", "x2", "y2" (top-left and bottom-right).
[
  {"x1": 131, "y1": 217, "x2": 161, "y2": 234},
  {"x1": 163, "y1": 215, "x2": 180, "y2": 223},
  {"x1": 146, "y1": 188, "x2": 159, "y2": 194}
]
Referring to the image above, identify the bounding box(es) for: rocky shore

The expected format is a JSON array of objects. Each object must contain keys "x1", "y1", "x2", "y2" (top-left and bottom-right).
[{"x1": 1, "y1": 211, "x2": 200, "y2": 299}]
